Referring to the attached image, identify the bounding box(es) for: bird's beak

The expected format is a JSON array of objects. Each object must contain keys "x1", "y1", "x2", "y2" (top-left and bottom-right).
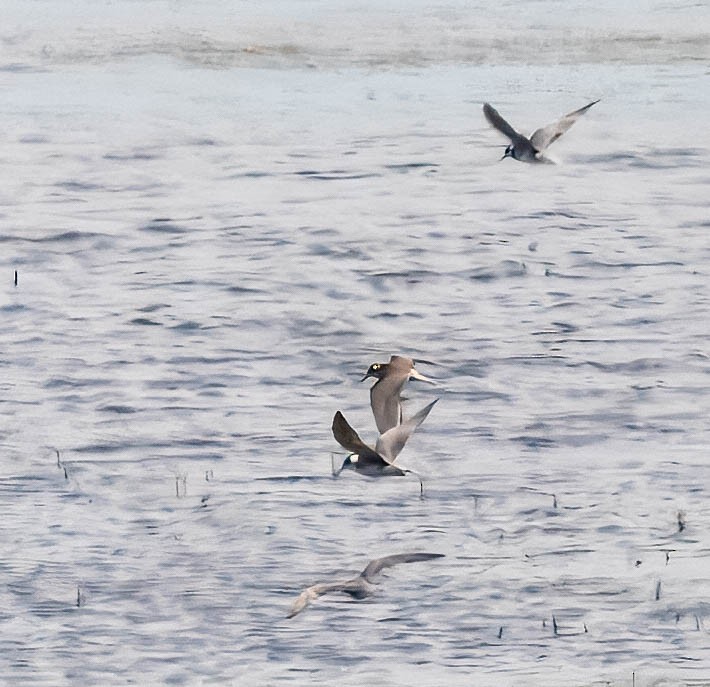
[{"x1": 360, "y1": 373, "x2": 374, "y2": 382}]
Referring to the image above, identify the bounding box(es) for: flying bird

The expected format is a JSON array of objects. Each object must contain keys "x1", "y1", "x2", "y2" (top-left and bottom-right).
[
  {"x1": 483, "y1": 99, "x2": 599, "y2": 163},
  {"x1": 331, "y1": 399, "x2": 438, "y2": 490},
  {"x1": 287, "y1": 552, "x2": 445, "y2": 618},
  {"x1": 362, "y1": 355, "x2": 435, "y2": 434}
]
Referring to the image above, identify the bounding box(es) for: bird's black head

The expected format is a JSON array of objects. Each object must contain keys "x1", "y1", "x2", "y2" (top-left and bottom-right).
[
  {"x1": 340, "y1": 454, "x2": 357, "y2": 472},
  {"x1": 361, "y1": 362, "x2": 387, "y2": 382},
  {"x1": 501, "y1": 144, "x2": 514, "y2": 161}
]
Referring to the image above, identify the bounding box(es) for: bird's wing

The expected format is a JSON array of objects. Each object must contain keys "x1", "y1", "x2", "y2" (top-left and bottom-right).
[
  {"x1": 332, "y1": 411, "x2": 372, "y2": 453},
  {"x1": 483, "y1": 103, "x2": 525, "y2": 143},
  {"x1": 388, "y1": 355, "x2": 415, "y2": 369},
  {"x1": 530, "y1": 99, "x2": 600, "y2": 151},
  {"x1": 370, "y1": 374, "x2": 406, "y2": 434},
  {"x1": 409, "y1": 367, "x2": 436, "y2": 384},
  {"x1": 286, "y1": 581, "x2": 348, "y2": 618},
  {"x1": 332, "y1": 412, "x2": 388, "y2": 467},
  {"x1": 375, "y1": 399, "x2": 438, "y2": 462},
  {"x1": 360, "y1": 552, "x2": 445, "y2": 582},
  {"x1": 398, "y1": 355, "x2": 436, "y2": 384}
]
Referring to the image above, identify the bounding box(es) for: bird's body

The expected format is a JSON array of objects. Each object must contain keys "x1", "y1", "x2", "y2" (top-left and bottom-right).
[
  {"x1": 331, "y1": 399, "x2": 438, "y2": 483},
  {"x1": 287, "y1": 552, "x2": 445, "y2": 618},
  {"x1": 362, "y1": 355, "x2": 435, "y2": 434},
  {"x1": 483, "y1": 100, "x2": 599, "y2": 163}
]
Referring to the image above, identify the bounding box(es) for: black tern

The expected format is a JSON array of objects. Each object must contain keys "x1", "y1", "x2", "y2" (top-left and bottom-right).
[
  {"x1": 331, "y1": 399, "x2": 438, "y2": 488},
  {"x1": 483, "y1": 99, "x2": 600, "y2": 163},
  {"x1": 287, "y1": 552, "x2": 445, "y2": 618},
  {"x1": 362, "y1": 355, "x2": 435, "y2": 434}
]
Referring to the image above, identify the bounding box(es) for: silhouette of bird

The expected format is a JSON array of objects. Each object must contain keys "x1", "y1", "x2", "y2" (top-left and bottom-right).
[{"x1": 287, "y1": 552, "x2": 445, "y2": 618}]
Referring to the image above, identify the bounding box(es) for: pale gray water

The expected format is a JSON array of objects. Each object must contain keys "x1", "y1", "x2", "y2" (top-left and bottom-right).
[{"x1": 1, "y1": 1, "x2": 710, "y2": 685}]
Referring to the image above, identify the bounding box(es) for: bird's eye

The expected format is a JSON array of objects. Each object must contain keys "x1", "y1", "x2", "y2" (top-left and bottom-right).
[{"x1": 373, "y1": 364, "x2": 380, "y2": 370}]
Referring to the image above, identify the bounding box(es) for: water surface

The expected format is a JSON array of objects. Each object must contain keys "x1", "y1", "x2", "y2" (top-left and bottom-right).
[{"x1": 1, "y1": 1, "x2": 710, "y2": 685}]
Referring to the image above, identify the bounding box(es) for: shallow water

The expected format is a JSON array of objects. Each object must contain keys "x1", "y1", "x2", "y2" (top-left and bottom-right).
[{"x1": 1, "y1": 1, "x2": 710, "y2": 685}]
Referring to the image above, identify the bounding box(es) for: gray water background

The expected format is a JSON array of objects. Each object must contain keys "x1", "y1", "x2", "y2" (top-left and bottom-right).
[{"x1": 1, "y1": 1, "x2": 710, "y2": 685}]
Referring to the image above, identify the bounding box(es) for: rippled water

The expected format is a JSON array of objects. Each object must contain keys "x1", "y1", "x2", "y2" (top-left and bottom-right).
[{"x1": 2, "y1": 1, "x2": 710, "y2": 685}]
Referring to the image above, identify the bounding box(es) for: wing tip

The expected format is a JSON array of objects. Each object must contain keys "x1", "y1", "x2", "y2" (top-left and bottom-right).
[
  {"x1": 286, "y1": 589, "x2": 314, "y2": 618},
  {"x1": 332, "y1": 410, "x2": 349, "y2": 434}
]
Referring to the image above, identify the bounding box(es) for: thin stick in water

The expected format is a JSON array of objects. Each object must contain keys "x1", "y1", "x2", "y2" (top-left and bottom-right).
[
  {"x1": 405, "y1": 469, "x2": 424, "y2": 497},
  {"x1": 330, "y1": 454, "x2": 340, "y2": 477}
]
